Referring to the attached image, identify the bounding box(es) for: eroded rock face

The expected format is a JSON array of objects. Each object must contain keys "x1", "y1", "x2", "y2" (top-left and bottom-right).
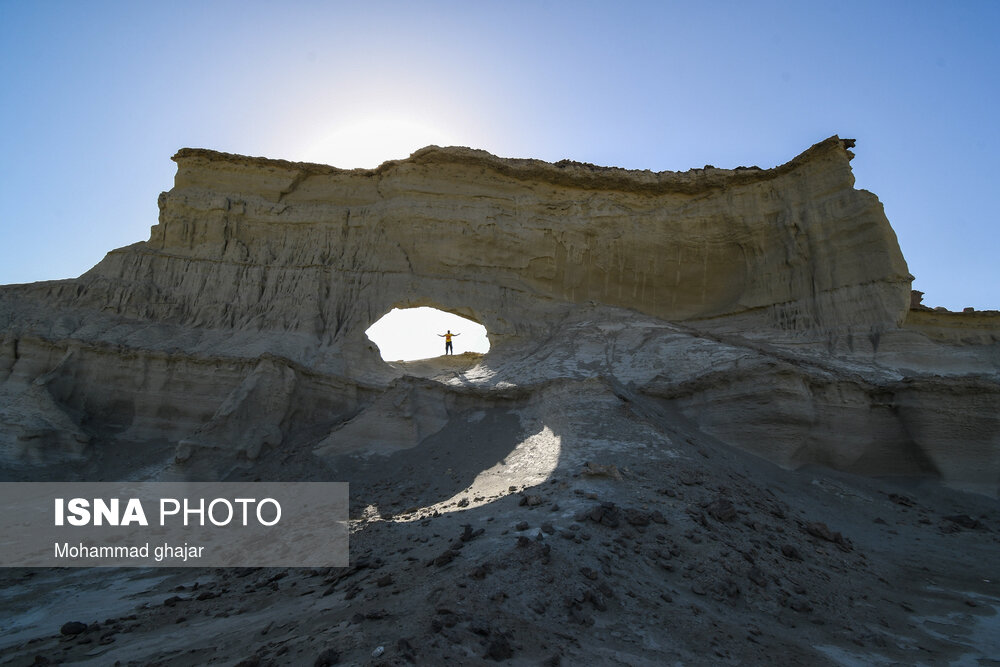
[
  {"x1": 0, "y1": 137, "x2": 996, "y2": 494},
  {"x1": 85, "y1": 136, "x2": 911, "y2": 343}
]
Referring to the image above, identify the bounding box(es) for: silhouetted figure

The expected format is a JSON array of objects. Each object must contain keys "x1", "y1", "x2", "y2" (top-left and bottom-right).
[{"x1": 438, "y1": 330, "x2": 460, "y2": 355}]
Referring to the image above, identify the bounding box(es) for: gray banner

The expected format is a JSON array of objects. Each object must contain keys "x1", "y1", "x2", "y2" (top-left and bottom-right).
[{"x1": 0, "y1": 482, "x2": 349, "y2": 567}]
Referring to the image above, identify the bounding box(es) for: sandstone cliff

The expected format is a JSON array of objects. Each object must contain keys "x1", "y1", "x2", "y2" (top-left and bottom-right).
[
  {"x1": 83, "y1": 136, "x2": 914, "y2": 344},
  {"x1": 0, "y1": 137, "x2": 996, "y2": 496}
]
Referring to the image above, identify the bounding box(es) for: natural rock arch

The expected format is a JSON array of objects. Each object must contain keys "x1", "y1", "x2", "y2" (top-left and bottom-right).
[
  {"x1": 79, "y1": 136, "x2": 909, "y2": 354},
  {"x1": 0, "y1": 136, "x2": 996, "y2": 492}
]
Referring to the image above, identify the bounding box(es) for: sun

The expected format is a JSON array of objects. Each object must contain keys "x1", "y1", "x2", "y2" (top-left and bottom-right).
[{"x1": 304, "y1": 117, "x2": 459, "y2": 169}]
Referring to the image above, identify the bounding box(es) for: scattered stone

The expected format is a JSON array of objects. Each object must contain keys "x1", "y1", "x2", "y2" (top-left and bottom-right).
[
  {"x1": 396, "y1": 637, "x2": 416, "y2": 661},
  {"x1": 460, "y1": 524, "x2": 485, "y2": 542},
  {"x1": 376, "y1": 574, "x2": 393, "y2": 587},
  {"x1": 457, "y1": 497, "x2": 470, "y2": 508},
  {"x1": 715, "y1": 579, "x2": 740, "y2": 600},
  {"x1": 541, "y1": 522, "x2": 556, "y2": 534},
  {"x1": 888, "y1": 493, "x2": 914, "y2": 507},
  {"x1": 588, "y1": 590, "x2": 608, "y2": 611},
  {"x1": 789, "y1": 598, "x2": 813, "y2": 613},
  {"x1": 568, "y1": 606, "x2": 594, "y2": 626},
  {"x1": 582, "y1": 462, "x2": 623, "y2": 481},
  {"x1": 781, "y1": 544, "x2": 803, "y2": 561},
  {"x1": 431, "y1": 611, "x2": 461, "y2": 632},
  {"x1": 431, "y1": 549, "x2": 459, "y2": 567},
  {"x1": 804, "y1": 521, "x2": 854, "y2": 552},
  {"x1": 706, "y1": 498, "x2": 737, "y2": 522},
  {"x1": 748, "y1": 566, "x2": 768, "y2": 587},
  {"x1": 944, "y1": 514, "x2": 986, "y2": 530},
  {"x1": 587, "y1": 503, "x2": 621, "y2": 528},
  {"x1": 485, "y1": 634, "x2": 514, "y2": 661},
  {"x1": 679, "y1": 472, "x2": 701, "y2": 486},
  {"x1": 624, "y1": 508, "x2": 650, "y2": 526},
  {"x1": 314, "y1": 647, "x2": 340, "y2": 666},
  {"x1": 516, "y1": 521, "x2": 530, "y2": 531},
  {"x1": 60, "y1": 621, "x2": 88, "y2": 636},
  {"x1": 468, "y1": 616, "x2": 492, "y2": 636}
]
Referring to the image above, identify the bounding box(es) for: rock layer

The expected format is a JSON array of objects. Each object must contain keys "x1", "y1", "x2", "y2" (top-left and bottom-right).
[
  {"x1": 0, "y1": 137, "x2": 997, "y2": 495},
  {"x1": 89, "y1": 136, "x2": 912, "y2": 343}
]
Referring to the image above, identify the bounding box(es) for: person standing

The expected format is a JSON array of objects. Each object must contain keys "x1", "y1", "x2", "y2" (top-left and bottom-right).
[{"x1": 438, "y1": 330, "x2": 460, "y2": 355}]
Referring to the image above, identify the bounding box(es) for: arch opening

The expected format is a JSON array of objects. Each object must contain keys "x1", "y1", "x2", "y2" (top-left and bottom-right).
[{"x1": 365, "y1": 306, "x2": 490, "y2": 362}]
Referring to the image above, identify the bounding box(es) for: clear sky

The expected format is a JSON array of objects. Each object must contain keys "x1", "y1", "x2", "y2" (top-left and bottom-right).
[
  {"x1": 1, "y1": 1, "x2": 997, "y2": 313},
  {"x1": 366, "y1": 308, "x2": 490, "y2": 361}
]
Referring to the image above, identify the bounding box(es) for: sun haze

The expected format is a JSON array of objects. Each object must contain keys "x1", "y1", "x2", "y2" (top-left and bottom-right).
[
  {"x1": 304, "y1": 117, "x2": 459, "y2": 169},
  {"x1": 0, "y1": 3, "x2": 998, "y2": 310}
]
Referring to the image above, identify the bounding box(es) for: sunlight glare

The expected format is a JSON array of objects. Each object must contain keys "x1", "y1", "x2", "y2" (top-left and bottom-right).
[
  {"x1": 366, "y1": 307, "x2": 490, "y2": 361},
  {"x1": 306, "y1": 117, "x2": 458, "y2": 169}
]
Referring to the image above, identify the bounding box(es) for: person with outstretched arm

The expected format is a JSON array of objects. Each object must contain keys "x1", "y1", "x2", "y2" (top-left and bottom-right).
[{"x1": 438, "y1": 330, "x2": 460, "y2": 355}]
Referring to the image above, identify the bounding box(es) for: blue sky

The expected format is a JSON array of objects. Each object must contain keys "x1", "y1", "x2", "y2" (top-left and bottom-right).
[{"x1": 1, "y1": 1, "x2": 997, "y2": 311}]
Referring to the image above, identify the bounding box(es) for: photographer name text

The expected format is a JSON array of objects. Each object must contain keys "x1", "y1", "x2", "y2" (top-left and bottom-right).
[{"x1": 54, "y1": 541, "x2": 204, "y2": 562}]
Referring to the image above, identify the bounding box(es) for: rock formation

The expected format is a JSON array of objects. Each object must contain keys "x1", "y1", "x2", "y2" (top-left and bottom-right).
[
  {"x1": 0, "y1": 136, "x2": 997, "y2": 494},
  {"x1": 2, "y1": 137, "x2": 1000, "y2": 666}
]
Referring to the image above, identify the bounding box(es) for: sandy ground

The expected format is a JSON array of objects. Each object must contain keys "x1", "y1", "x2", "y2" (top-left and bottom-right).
[{"x1": 1, "y1": 367, "x2": 998, "y2": 666}]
